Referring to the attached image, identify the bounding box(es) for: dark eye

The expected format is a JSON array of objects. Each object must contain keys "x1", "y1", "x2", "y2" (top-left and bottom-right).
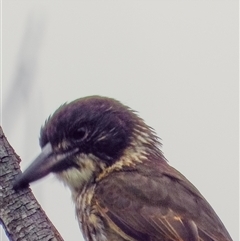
[{"x1": 71, "y1": 127, "x2": 88, "y2": 141}]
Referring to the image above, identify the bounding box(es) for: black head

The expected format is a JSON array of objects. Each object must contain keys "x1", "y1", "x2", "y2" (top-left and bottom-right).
[
  {"x1": 40, "y1": 96, "x2": 136, "y2": 165},
  {"x1": 13, "y1": 96, "x2": 160, "y2": 190}
]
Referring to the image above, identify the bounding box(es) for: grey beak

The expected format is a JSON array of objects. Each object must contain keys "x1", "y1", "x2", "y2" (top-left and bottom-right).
[{"x1": 13, "y1": 143, "x2": 78, "y2": 190}]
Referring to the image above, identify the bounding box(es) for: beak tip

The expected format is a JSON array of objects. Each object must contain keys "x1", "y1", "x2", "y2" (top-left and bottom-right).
[
  {"x1": 13, "y1": 174, "x2": 30, "y2": 191},
  {"x1": 12, "y1": 142, "x2": 54, "y2": 191}
]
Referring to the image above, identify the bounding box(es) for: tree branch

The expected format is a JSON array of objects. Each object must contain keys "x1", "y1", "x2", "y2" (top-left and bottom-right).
[{"x1": 0, "y1": 126, "x2": 64, "y2": 241}]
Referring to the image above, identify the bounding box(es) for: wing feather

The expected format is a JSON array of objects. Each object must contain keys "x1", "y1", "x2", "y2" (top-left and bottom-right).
[{"x1": 94, "y1": 161, "x2": 232, "y2": 241}]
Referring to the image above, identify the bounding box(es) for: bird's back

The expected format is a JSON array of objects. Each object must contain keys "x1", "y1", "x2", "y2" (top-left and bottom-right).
[{"x1": 80, "y1": 158, "x2": 232, "y2": 241}]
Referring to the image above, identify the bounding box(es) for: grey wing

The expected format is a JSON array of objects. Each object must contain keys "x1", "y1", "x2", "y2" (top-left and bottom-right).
[{"x1": 95, "y1": 165, "x2": 232, "y2": 241}]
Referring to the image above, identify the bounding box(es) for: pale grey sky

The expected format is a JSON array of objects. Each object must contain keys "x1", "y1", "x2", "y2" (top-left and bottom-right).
[{"x1": 1, "y1": 1, "x2": 238, "y2": 241}]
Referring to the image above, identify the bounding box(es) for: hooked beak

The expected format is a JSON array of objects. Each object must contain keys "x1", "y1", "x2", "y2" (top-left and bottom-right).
[{"x1": 13, "y1": 143, "x2": 78, "y2": 190}]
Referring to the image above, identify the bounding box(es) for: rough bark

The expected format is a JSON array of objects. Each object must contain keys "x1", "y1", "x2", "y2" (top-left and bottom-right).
[{"x1": 0, "y1": 126, "x2": 64, "y2": 241}]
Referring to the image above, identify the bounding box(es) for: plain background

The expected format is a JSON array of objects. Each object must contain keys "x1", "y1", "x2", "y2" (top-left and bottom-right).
[{"x1": 1, "y1": 1, "x2": 238, "y2": 241}]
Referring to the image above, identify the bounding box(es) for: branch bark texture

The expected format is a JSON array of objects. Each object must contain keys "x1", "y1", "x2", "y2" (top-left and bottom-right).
[{"x1": 0, "y1": 126, "x2": 64, "y2": 241}]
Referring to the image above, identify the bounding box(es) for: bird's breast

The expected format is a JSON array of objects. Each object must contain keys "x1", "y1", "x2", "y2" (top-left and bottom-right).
[
  {"x1": 74, "y1": 184, "x2": 133, "y2": 241},
  {"x1": 74, "y1": 184, "x2": 103, "y2": 241}
]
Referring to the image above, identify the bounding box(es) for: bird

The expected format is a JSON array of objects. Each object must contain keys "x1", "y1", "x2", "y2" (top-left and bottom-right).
[{"x1": 13, "y1": 96, "x2": 232, "y2": 241}]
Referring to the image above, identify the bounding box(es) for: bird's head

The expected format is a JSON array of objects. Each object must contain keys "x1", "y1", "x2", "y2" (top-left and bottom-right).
[{"x1": 13, "y1": 96, "x2": 162, "y2": 195}]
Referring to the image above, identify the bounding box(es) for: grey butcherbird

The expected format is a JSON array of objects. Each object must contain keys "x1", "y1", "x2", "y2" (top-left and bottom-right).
[{"x1": 13, "y1": 96, "x2": 232, "y2": 241}]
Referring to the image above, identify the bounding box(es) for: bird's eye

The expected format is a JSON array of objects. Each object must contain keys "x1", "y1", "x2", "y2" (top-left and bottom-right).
[{"x1": 71, "y1": 127, "x2": 88, "y2": 141}]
